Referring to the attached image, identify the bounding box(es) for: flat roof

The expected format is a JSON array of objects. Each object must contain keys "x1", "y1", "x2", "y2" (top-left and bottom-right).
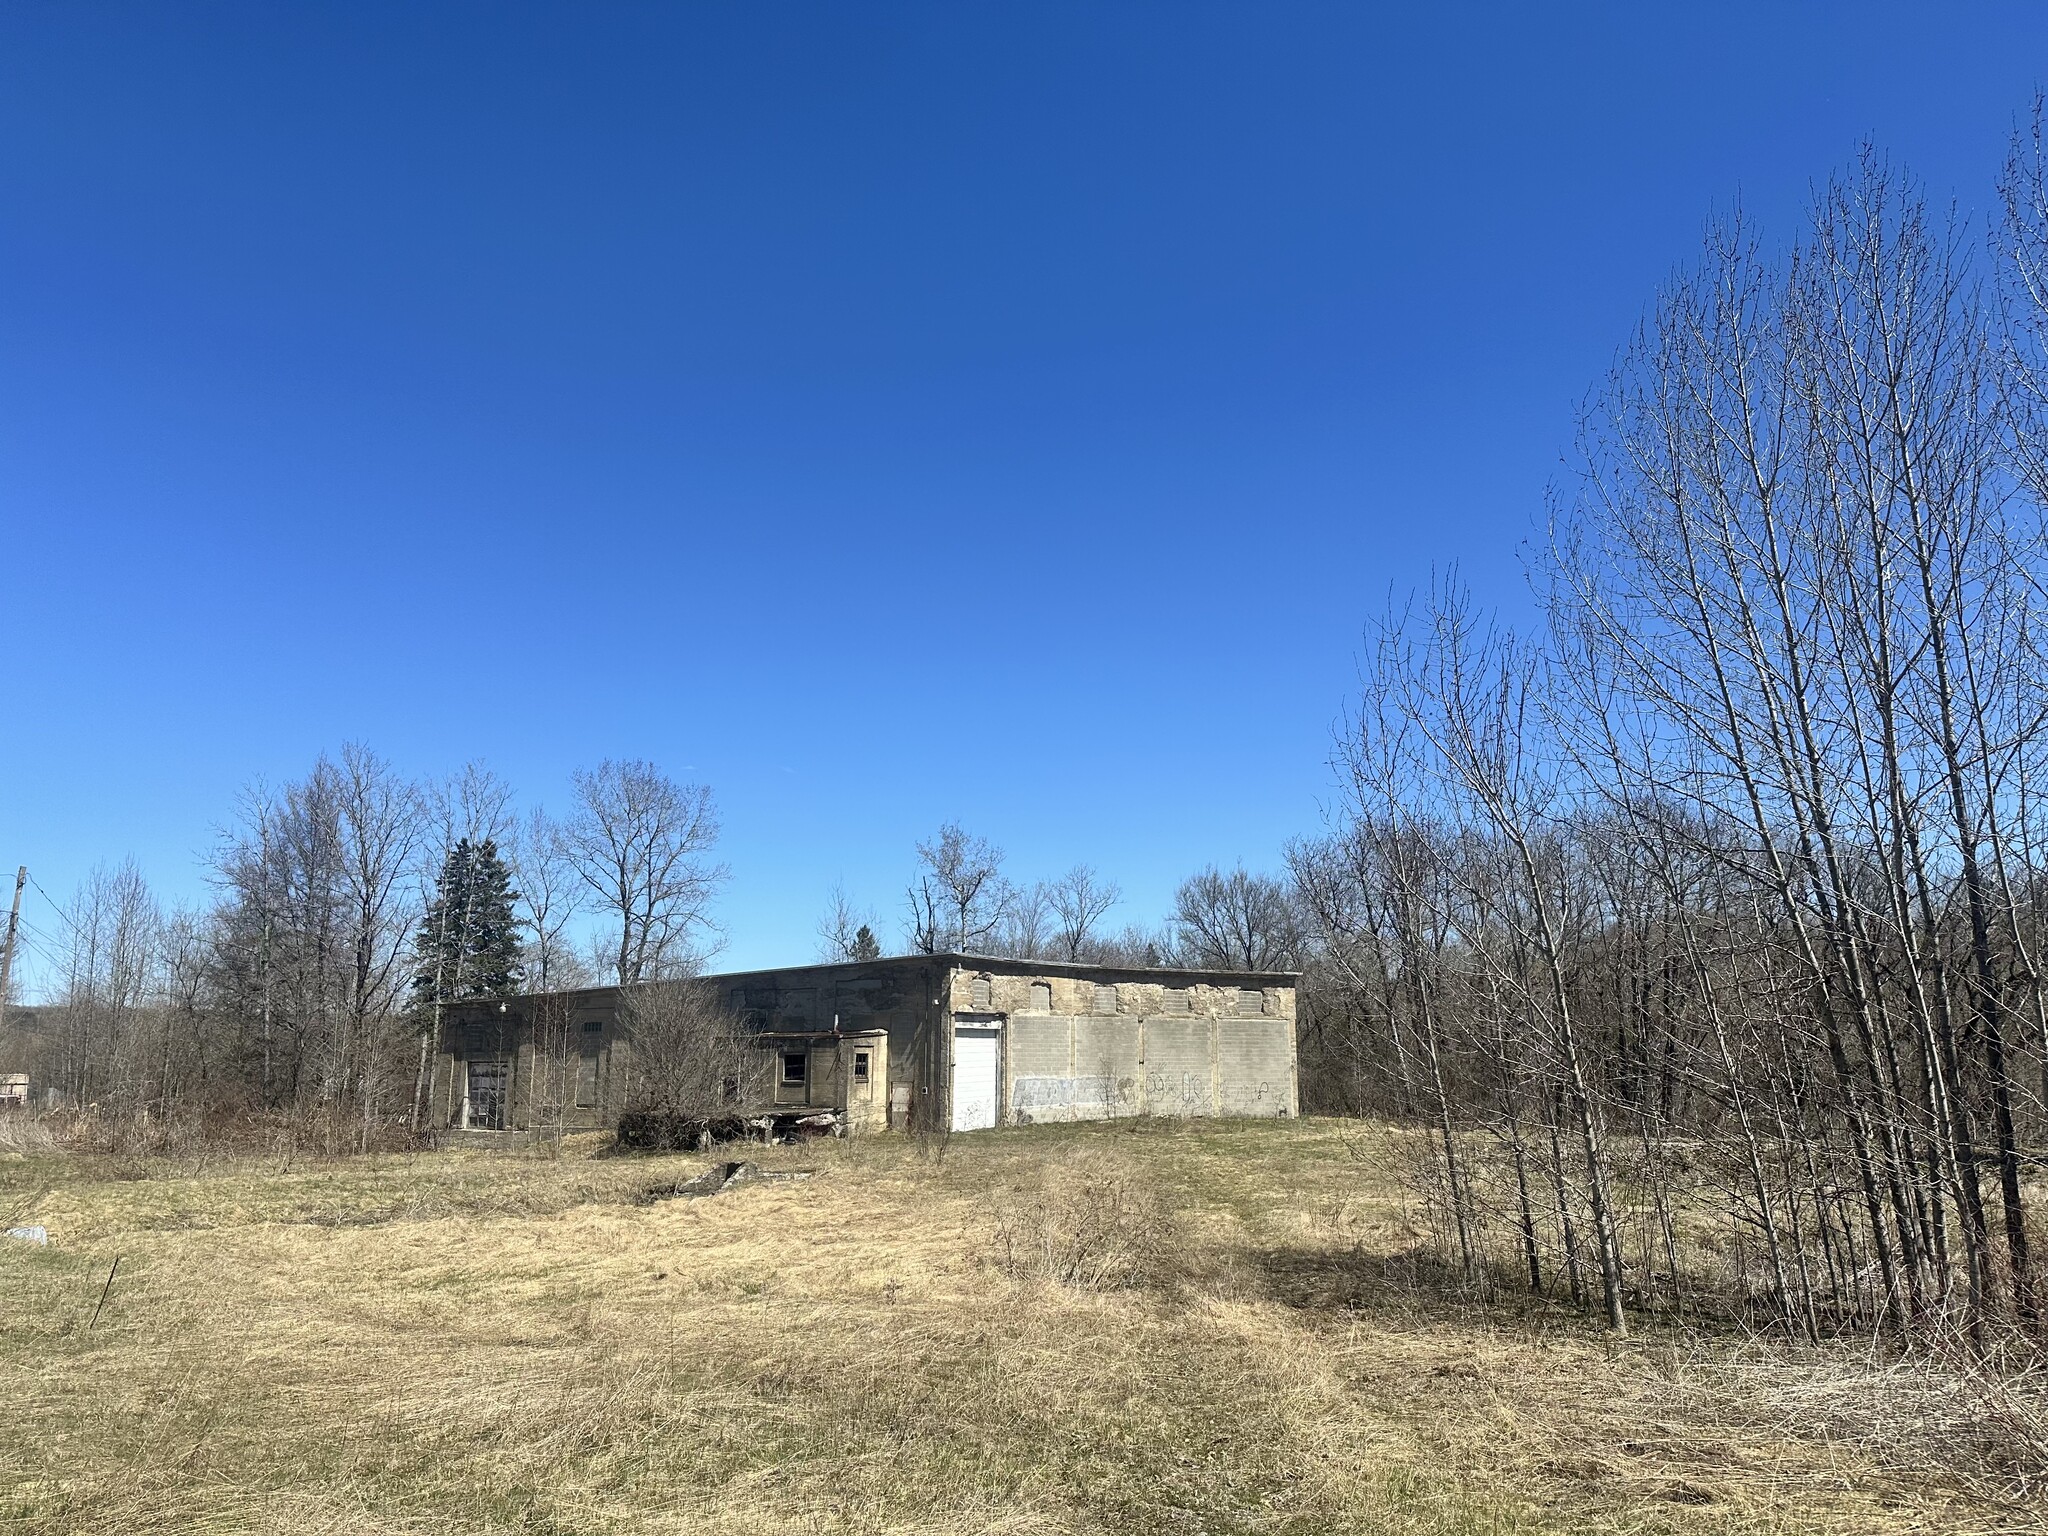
[
  {"x1": 710, "y1": 952, "x2": 1299, "y2": 984},
  {"x1": 490, "y1": 951, "x2": 1299, "y2": 1011}
]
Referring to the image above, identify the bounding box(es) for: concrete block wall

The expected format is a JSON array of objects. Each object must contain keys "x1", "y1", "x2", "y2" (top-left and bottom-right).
[{"x1": 945, "y1": 962, "x2": 1298, "y2": 1126}]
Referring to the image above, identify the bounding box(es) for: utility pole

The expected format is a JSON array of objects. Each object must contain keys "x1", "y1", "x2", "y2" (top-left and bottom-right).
[{"x1": 0, "y1": 866, "x2": 24, "y2": 1014}]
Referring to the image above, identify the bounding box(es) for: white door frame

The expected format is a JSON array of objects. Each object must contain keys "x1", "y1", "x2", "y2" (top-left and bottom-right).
[{"x1": 949, "y1": 1019, "x2": 1003, "y2": 1132}]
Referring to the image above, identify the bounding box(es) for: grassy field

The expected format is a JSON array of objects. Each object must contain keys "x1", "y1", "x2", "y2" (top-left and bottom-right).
[{"x1": 1, "y1": 1117, "x2": 2042, "y2": 1535}]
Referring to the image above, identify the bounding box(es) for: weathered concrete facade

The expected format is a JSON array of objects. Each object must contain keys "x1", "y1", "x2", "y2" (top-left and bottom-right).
[{"x1": 431, "y1": 953, "x2": 1298, "y2": 1134}]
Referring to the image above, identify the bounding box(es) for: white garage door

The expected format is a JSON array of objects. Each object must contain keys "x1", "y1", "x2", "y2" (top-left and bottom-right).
[{"x1": 951, "y1": 1027, "x2": 1001, "y2": 1132}]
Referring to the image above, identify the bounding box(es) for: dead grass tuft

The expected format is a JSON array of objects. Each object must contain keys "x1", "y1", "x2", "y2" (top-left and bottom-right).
[
  {"x1": 0, "y1": 1111, "x2": 58, "y2": 1158},
  {"x1": 983, "y1": 1145, "x2": 1184, "y2": 1291},
  {"x1": 1717, "y1": 1336, "x2": 2048, "y2": 1503}
]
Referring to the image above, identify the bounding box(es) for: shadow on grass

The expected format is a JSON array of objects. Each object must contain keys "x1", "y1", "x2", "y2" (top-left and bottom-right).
[{"x1": 1246, "y1": 1240, "x2": 1779, "y2": 1343}]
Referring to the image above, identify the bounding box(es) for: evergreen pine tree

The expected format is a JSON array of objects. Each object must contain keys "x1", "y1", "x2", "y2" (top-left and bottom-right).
[
  {"x1": 850, "y1": 923, "x2": 881, "y2": 961},
  {"x1": 412, "y1": 838, "x2": 527, "y2": 1006}
]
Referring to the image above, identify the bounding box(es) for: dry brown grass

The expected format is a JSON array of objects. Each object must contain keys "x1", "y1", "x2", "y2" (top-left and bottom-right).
[
  {"x1": 0, "y1": 1118, "x2": 2042, "y2": 1535},
  {"x1": 984, "y1": 1145, "x2": 1185, "y2": 1291},
  {"x1": 0, "y1": 1110, "x2": 58, "y2": 1158}
]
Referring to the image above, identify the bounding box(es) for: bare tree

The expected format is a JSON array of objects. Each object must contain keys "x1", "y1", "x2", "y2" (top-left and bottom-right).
[
  {"x1": 993, "y1": 881, "x2": 1052, "y2": 958},
  {"x1": 616, "y1": 980, "x2": 765, "y2": 1119},
  {"x1": 427, "y1": 761, "x2": 516, "y2": 852},
  {"x1": 510, "y1": 806, "x2": 587, "y2": 991},
  {"x1": 210, "y1": 762, "x2": 352, "y2": 1120},
  {"x1": 2000, "y1": 98, "x2": 2048, "y2": 505},
  {"x1": 333, "y1": 744, "x2": 426, "y2": 1148},
  {"x1": 817, "y1": 882, "x2": 884, "y2": 962},
  {"x1": 1170, "y1": 865, "x2": 1304, "y2": 972},
  {"x1": 1388, "y1": 588, "x2": 1628, "y2": 1331},
  {"x1": 904, "y1": 878, "x2": 943, "y2": 955},
  {"x1": 153, "y1": 904, "x2": 214, "y2": 1118},
  {"x1": 904, "y1": 823, "x2": 1010, "y2": 953},
  {"x1": 525, "y1": 990, "x2": 579, "y2": 1136},
  {"x1": 562, "y1": 760, "x2": 727, "y2": 983},
  {"x1": 1047, "y1": 865, "x2": 1121, "y2": 961},
  {"x1": 50, "y1": 860, "x2": 159, "y2": 1111}
]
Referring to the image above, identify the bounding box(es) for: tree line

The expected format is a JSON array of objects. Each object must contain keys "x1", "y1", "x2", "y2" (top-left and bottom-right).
[
  {"x1": 815, "y1": 821, "x2": 1306, "y2": 973},
  {"x1": 24, "y1": 756, "x2": 724, "y2": 1145},
  {"x1": 1280, "y1": 139, "x2": 2048, "y2": 1343}
]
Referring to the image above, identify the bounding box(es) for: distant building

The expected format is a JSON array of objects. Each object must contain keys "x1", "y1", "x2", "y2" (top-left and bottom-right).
[
  {"x1": 430, "y1": 953, "x2": 1299, "y2": 1135},
  {"x1": 0, "y1": 1073, "x2": 25, "y2": 1108}
]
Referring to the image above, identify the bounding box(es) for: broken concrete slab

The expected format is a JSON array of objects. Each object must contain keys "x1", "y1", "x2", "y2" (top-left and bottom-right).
[{"x1": 639, "y1": 1161, "x2": 816, "y2": 1202}]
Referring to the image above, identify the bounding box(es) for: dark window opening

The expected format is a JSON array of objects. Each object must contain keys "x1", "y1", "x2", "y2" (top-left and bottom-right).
[
  {"x1": 853, "y1": 1050, "x2": 871, "y2": 1083},
  {"x1": 781, "y1": 1051, "x2": 807, "y2": 1084},
  {"x1": 721, "y1": 1074, "x2": 741, "y2": 1103}
]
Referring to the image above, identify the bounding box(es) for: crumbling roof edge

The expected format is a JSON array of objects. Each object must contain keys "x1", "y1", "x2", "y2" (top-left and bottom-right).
[{"x1": 490, "y1": 952, "x2": 1300, "y2": 1010}]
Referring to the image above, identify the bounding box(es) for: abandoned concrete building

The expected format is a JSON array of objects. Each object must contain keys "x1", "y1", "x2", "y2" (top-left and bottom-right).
[{"x1": 429, "y1": 953, "x2": 1299, "y2": 1135}]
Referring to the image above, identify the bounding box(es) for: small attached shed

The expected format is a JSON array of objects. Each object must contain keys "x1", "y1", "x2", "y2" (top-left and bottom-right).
[{"x1": 760, "y1": 1028, "x2": 889, "y2": 1133}]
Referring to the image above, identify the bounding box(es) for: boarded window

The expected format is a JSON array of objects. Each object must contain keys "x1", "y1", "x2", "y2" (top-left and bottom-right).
[
  {"x1": 574, "y1": 1021, "x2": 602, "y2": 1108},
  {"x1": 1162, "y1": 987, "x2": 1192, "y2": 1014},
  {"x1": 1029, "y1": 981, "x2": 1053, "y2": 1012},
  {"x1": 853, "y1": 1050, "x2": 871, "y2": 1083},
  {"x1": 781, "y1": 1051, "x2": 808, "y2": 1084},
  {"x1": 1234, "y1": 988, "x2": 1267, "y2": 1017},
  {"x1": 970, "y1": 974, "x2": 993, "y2": 1009},
  {"x1": 1093, "y1": 982, "x2": 1117, "y2": 1013}
]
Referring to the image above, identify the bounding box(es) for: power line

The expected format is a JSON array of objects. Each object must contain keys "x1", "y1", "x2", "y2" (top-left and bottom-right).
[
  {"x1": 15, "y1": 919, "x2": 67, "y2": 960},
  {"x1": 25, "y1": 874, "x2": 76, "y2": 939}
]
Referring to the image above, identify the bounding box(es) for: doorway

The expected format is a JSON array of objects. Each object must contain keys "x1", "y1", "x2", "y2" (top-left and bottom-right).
[
  {"x1": 465, "y1": 1059, "x2": 510, "y2": 1130},
  {"x1": 950, "y1": 1026, "x2": 1001, "y2": 1132}
]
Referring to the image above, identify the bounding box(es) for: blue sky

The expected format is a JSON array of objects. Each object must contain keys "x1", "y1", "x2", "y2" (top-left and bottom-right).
[{"x1": 4, "y1": 3, "x2": 2044, "y2": 987}]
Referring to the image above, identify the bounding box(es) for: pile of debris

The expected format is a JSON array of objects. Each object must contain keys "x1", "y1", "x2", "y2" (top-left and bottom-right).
[
  {"x1": 616, "y1": 1107, "x2": 841, "y2": 1152},
  {"x1": 640, "y1": 1161, "x2": 815, "y2": 1201}
]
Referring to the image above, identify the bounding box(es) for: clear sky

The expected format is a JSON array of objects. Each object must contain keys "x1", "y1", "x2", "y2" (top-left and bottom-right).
[{"x1": 4, "y1": 3, "x2": 2045, "y2": 989}]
